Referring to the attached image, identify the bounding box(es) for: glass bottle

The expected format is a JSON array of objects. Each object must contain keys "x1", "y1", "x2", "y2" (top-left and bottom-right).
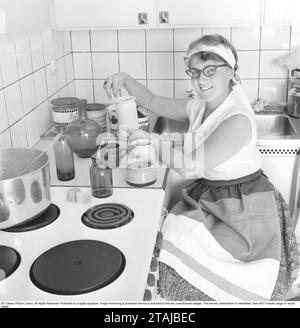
[
  {"x1": 89, "y1": 155, "x2": 113, "y2": 198},
  {"x1": 65, "y1": 99, "x2": 102, "y2": 158},
  {"x1": 53, "y1": 131, "x2": 75, "y2": 181}
]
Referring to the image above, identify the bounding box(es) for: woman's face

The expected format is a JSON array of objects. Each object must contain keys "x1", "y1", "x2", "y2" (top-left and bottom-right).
[{"x1": 189, "y1": 54, "x2": 233, "y2": 106}]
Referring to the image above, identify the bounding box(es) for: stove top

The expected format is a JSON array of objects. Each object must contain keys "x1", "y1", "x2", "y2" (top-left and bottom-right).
[{"x1": 0, "y1": 187, "x2": 165, "y2": 302}]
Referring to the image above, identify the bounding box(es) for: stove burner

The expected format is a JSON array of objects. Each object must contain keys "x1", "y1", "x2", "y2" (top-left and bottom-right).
[
  {"x1": 3, "y1": 204, "x2": 60, "y2": 233},
  {"x1": 30, "y1": 240, "x2": 125, "y2": 295},
  {"x1": 81, "y1": 203, "x2": 134, "y2": 229},
  {"x1": 0, "y1": 245, "x2": 21, "y2": 281}
]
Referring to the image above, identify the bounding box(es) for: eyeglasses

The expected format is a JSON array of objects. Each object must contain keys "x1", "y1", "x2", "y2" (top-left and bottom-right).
[{"x1": 185, "y1": 64, "x2": 229, "y2": 79}]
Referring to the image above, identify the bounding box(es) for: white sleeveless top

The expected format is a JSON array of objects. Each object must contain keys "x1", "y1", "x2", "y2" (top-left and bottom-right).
[{"x1": 183, "y1": 88, "x2": 262, "y2": 180}]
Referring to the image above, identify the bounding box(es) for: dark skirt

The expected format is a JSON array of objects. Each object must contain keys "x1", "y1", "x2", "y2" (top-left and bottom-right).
[{"x1": 158, "y1": 170, "x2": 299, "y2": 301}]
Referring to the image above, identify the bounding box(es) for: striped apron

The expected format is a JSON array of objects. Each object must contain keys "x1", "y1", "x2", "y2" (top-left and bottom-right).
[{"x1": 159, "y1": 170, "x2": 299, "y2": 301}]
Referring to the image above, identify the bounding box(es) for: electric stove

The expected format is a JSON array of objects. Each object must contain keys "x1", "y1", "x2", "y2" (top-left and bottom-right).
[{"x1": 0, "y1": 186, "x2": 165, "y2": 302}]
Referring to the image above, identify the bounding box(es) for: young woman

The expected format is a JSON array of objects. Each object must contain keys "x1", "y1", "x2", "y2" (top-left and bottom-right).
[{"x1": 103, "y1": 34, "x2": 298, "y2": 301}]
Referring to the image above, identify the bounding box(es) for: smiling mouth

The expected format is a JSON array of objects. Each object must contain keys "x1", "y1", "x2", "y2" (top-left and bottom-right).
[{"x1": 200, "y1": 86, "x2": 213, "y2": 91}]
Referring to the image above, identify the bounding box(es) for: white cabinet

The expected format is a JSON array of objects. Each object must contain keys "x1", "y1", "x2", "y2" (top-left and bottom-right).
[
  {"x1": 156, "y1": 0, "x2": 263, "y2": 27},
  {"x1": 50, "y1": 0, "x2": 264, "y2": 30},
  {"x1": 50, "y1": 0, "x2": 156, "y2": 29},
  {"x1": 263, "y1": 0, "x2": 300, "y2": 25}
]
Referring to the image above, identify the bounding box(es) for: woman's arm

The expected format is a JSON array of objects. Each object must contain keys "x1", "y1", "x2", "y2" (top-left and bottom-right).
[
  {"x1": 156, "y1": 114, "x2": 252, "y2": 178},
  {"x1": 104, "y1": 72, "x2": 189, "y2": 121}
]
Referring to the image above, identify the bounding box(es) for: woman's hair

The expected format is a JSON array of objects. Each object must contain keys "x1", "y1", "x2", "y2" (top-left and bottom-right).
[{"x1": 187, "y1": 34, "x2": 239, "y2": 72}]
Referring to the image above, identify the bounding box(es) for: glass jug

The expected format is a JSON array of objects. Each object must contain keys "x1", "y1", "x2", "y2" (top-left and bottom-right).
[{"x1": 65, "y1": 99, "x2": 102, "y2": 158}]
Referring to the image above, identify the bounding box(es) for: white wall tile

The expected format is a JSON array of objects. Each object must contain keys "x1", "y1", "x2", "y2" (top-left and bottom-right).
[
  {"x1": 65, "y1": 54, "x2": 74, "y2": 83},
  {"x1": 67, "y1": 81, "x2": 76, "y2": 97},
  {"x1": 73, "y1": 53, "x2": 92, "y2": 79},
  {"x1": 56, "y1": 57, "x2": 67, "y2": 89},
  {"x1": 56, "y1": 85, "x2": 69, "y2": 98},
  {"x1": 174, "y1": 28, "x2": 202, "y2": 51},
  {"x1": 259, "y1": 79, "x2": 288, "y2": 102},
  {"x1": 45, "y1": 65, "x2": 58, "y2": 97},
  {"x1": 25, "y1": 108, "x2": 41, "y2": 147},
  {"x1": 36, "y1": 101, "x2": 51, "y2": 136},
  {"x1": 147, "y1": 80, "x2": 174, "y2": 97},
  {"x1": 0, "y1": 66, "x2": 3, "y2": 89},
  {"x1": 15, "y1": 38, "x2": 33, "y2": 78},
  {"x1": 20, "y1": 75, "x2": 36, "y2": 114},
  {"x1": 71, "y1": 31, "x2": 90, "y2": 52},
  {"x1": 240, "y1": 79, "x2": 259, "y2": 104},
  {"x1": 174, "y1": 80, "x2": 194, "y2": 98},
  {"x1": 146, "y1": 29, "x2": 173, "y2": 51},
  {"x1": 0, "y1": 90, "x2": 9, "y2": 133},
  {"x1": 237, "y1": 51, "x2": 259, "y2": 79},
  {"x1": 4, "y1": 82, "x2": 23, "y2": 125},
  {"x1": 75, "y1": 80, "x2": 94, "y2": 103},
  {"x1": 261, "y1": 26, "x2": 290, "y2": 50},
  {"x1": 147, "y1": 53, "x2": 173, "y2": 79},
  {"x1": 63, "y1": 31, "x2": 72, "y2": 54},
  {"x1": 53, "y1": 31, "x2": 66, "y2": 59},
  {"x1": 10, "y1": 119, "x2": 28, "y2": 148},
  {"x1": 91, "y1": 30, "x2": 118, "y2": 52},
  {"x1": 119, "y1": 53, "x2": 146, "y2": 79},
  {"x1": 202, "y1": 27, "x2": 231, "y2": 41},
  {"x1": 260, "y1": 51, "x2": 289, "y2": 79},
  {"x1": 0, "y1": 43, "x2": 19, "y2": 87},
  {"x1": 42, "y1": 30, "x2": 55, "y2": 64},
  {"x1": 92, "y1": 53, "x2": 118, "y2": 79},
  {"x1": 30, "y1": 35, "x2": 45, "y2": 71},
  {"x1": 34, "y1": 69, "x2": 48, "y2": 105},
  {"x1": 118, "y1": 30, "x2": 145, "y2": 52},
  {"x1": 93, "y1": 80, "x2": 110, "y2": 103},
  {"x1": 0, "y1": 129, "x2": 12, "y2": 148},
  {"x1": 291, "y1": 26, "x2": 300, "y2": 49},
  {"x1": 174, "y1": 52, "x2": 186, "y2": 79},
  {"x1": 231, "y1": 27, "x2": 260, "y2": 51}
]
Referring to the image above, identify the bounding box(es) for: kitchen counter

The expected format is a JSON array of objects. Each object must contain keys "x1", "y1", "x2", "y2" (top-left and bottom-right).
[{"x1": 33, "y1": 138, "x2": 169, "y2": 190}]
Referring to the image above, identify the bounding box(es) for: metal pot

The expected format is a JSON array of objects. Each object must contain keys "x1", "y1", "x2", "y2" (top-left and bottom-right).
[{"x1": 0, "y1": 148, "x2": 51, "y2": 229}]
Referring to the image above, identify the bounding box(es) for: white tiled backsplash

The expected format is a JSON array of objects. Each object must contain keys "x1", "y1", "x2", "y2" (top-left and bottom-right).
[
  {"x1": 1, "y1": 25, "x2": 300, "y2": 149},
  {"x1": 0, "y1": 30, "x2": 75, "y2": 148}
]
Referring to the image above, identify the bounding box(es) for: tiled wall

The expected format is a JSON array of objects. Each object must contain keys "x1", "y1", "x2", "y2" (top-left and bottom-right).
[
  {"x1": 72, "y1": 25, "x2": 300, "y2": 105},
  {"x1": 1, "y1": 25, "x2": 300, "y2": 149},
  {"x1": 0, "y1": 30, "x2": 75, "y2": 148}
]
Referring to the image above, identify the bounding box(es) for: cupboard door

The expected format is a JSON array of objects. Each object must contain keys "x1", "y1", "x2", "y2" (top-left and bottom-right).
[
  {"x1": 264, "y1": 0, "x2": 300, "y2": 25},
  {"x1": 157, "y1": 0, "x2": 262, "y2": 26},
  {"x1": 51, "y1": 0, "x2": 156, "y2": 29}
]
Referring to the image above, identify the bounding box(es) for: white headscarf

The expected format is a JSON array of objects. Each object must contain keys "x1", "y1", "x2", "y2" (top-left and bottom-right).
[{"x1": 184, "y1": 43, "x2": 253, "y2": 113}]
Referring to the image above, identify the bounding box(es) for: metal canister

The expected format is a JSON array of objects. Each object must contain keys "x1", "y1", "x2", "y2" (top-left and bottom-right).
[{"x1": 51, "y1": 97, "x2": 79, "y2": 128}]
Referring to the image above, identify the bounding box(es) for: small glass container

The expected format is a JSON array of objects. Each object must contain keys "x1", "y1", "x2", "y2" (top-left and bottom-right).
[
  {"x1": 89, "y1": 155, "x2": 113, "y2": 198},
  {"x1": 53, "y1": 132, "x2": 75, "y2": 181}
]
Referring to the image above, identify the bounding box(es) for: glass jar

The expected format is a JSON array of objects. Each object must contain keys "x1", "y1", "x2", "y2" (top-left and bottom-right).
[
  {"x1": 288, "y1": 70, "x2": 300, "y2": 118},
  {"x1": 65, "y1": 99, "x2": 102, "y2": 158},
  {"x1": 86, "y1": 103, "x2": 107, "y2": 132},
  {"x1": 89, "y1": 155, "x2": 113, "y2": 198},
  {"x1": 53, "y1": 131, "x2": 75, "y2": 181}
]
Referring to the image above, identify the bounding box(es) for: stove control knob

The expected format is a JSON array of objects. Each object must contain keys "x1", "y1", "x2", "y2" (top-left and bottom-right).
[
  {"x1": 150, "y1": 257, "x2": 158, "y2": 272},
  {"x1": 147, "y1": 273, "x2": 156, "y2": 287},
  {"x1": 143, "y1": 289, "x2": 152, "y2": 301}
]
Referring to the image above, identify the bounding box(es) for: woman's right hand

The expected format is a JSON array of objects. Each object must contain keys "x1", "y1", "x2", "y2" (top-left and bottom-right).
[{"x1": 103, "y1": 72, "x2": 130, "y2": 99}]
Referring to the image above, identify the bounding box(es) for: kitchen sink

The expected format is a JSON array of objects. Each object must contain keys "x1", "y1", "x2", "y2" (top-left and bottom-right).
[
  {"x1": 153, "y1": 114, "x2": 297, "y2": 138},
  {"x1": 255, "y1": 114, "x2": 296, "y2": 137},
  {"x1": 153, "y1": 116, "x2": 188, "y2": 135}
]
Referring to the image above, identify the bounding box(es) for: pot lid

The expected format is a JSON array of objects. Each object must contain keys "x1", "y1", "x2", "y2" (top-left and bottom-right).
[
  {"x1": 86, "y1": 103, "x2": 106, "y2": 111},
  {"x1": 51, "y1": 97, "x2": 79, "y2": 107}
]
